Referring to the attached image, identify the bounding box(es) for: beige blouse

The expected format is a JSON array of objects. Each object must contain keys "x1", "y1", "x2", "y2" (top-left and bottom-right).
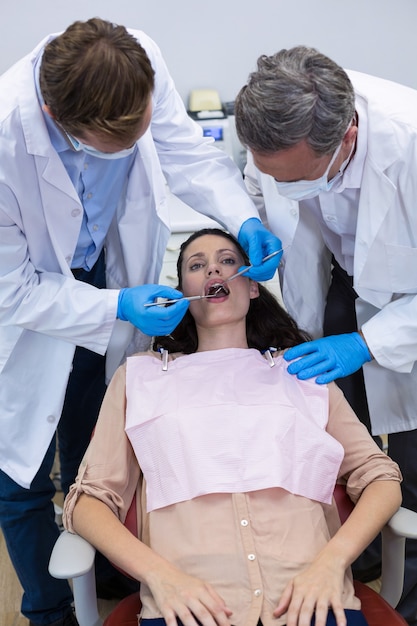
[{"x1": 64, "y1": 351, "x2": 401, "y2": 626}]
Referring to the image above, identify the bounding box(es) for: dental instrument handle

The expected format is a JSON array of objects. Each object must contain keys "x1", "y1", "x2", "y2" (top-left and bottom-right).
[
  {"x1": 226, "y1": 246, "x2": 287, "y2": 282},
  {"x1": 261, "y1": 249, "x2": 285, "y2": 263},
  {"x1": 224, "y1": 265, "x2": 253, "y2": 282},
  {"x1": 144, "y1": 294, "x2": 213, "y2": 308}
]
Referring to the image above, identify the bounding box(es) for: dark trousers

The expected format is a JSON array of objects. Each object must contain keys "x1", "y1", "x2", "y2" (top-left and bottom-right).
[
  {"x1": 323, "y1": 260, "x2": 374, "y2": 435},
  {"x1": 140, "y1": 610, "x2": 368, "y2": 625},
  {"x1": 324, "y1": 259, "x2": 417, "y2": 626},
  {"x1": 0, "y1": 255, "x2": 107, "y2": 625},
  {"x1": 388, "y1": 430, "x2": 417, "y2": 626}
]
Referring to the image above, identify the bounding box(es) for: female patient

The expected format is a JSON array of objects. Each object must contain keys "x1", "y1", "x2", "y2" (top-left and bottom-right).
[{"x1": 64, "y1": 228, "x2": 401, "y2": 626}]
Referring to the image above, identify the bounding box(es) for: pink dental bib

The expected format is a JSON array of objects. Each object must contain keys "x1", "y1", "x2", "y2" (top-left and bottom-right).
[{"x1": 125, "y1": 349, "x2": 343, "y2": 512}]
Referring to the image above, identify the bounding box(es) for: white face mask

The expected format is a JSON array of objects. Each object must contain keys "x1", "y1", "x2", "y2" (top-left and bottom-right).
[
  {"x1": 274, "y1": 139, "x2": 350, "y2": 201},
  {"x1": 64, "y1": 131, "x2": 137, "y2": 160}
]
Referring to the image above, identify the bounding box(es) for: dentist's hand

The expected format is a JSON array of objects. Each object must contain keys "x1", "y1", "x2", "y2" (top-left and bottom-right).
[
  {"x1": 117, "y1": 285, "x2": 189, "y2": 336},
  {"x1": 284, "y1": 332, "x2": 372, "y2": 384},
  {"x1": 237, "y1": 218, "x2": 282, "y2": 281}
]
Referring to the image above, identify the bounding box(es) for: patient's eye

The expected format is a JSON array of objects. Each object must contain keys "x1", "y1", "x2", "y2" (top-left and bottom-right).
[
  {"x1": 189, "y1": 260, "x2": 205, "y2": 271},
  {"x1": 221, "y1": 256, "x2": 237, "y2": 265}
]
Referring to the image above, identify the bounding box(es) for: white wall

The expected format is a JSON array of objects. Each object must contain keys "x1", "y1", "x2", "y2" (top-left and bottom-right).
[{"x1": 2, "y1": 0, "x2": 417, "y2": 106}]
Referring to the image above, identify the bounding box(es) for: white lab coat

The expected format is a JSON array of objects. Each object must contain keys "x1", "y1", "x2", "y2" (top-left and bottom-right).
[
  {"x1": 244, "y1": 70, "x2": 417, "y2": 436},
  {"x1": 0, "y1": 30, "x2": 258, "y2": 488}
]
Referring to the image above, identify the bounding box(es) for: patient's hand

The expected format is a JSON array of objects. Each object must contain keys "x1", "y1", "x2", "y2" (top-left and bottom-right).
[
  {"x1": 273, "y1": 554, "x2": 347, "y2": 626},
  {"x1": 146, "y1": 562, "x2": 233, "y2": 626}
]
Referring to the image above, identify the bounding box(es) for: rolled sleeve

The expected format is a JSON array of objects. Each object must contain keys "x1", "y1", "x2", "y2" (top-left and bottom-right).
[
  {"x1": 326, "y1": 382, "x2": 402, "y2": 504},
  {"x1": 63, "y1": 363, "x2": 141, "y2": 532}
]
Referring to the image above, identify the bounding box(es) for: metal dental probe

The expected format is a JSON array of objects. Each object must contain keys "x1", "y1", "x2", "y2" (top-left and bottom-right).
[
  {"x1": 225, "y1": 246, "x2": 288, "y2": 282},
  {"x1": 143, "y1": 294, "x2": 218, "y2": 307}
]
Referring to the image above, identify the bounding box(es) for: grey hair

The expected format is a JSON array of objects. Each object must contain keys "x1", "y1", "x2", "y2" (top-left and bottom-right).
[{"x1": 235, "y1": 46, "x2": 355, "y2": 156}]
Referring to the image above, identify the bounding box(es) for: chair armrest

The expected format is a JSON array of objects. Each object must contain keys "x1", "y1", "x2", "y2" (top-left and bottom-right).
[
  {"x1": 49, "y1": 530, "x2": 96, "y2": 579},
  {"x1": 380, "y1": 506, "x2": 417, "y2": 608},
  {"x1": 387, "y1": 506, "x2": 417, "y2": 539},
  {"x1": 49, "y1": 531, "x2": 103, "y2": 626}
]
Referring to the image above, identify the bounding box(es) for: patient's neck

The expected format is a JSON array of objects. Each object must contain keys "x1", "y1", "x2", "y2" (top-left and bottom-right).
[{"x1": 195, "y1": 323, "x2": 248, "y2": 352}]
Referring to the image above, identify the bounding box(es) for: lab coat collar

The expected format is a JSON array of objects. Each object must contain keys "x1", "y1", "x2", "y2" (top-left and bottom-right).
[
  {"x1": 348, "y1": 69, "x2": 404, "y2": 172},
  {"x1": 18, "y1": 35, "x2": 57, "y2": 158}
]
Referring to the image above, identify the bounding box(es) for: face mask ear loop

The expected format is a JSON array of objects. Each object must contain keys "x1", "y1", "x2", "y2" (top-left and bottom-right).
[
  {"x1": 326, "y1": 141, "x2": 343, "y2": 179},
  {"x1": 337, "y1": 130, "x2": 356, "y2": 177}
]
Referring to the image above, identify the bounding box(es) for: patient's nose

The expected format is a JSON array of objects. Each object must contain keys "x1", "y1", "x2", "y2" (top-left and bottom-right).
[{"x1": 207, "y1": 263, "x2": 221, "y2": 276}]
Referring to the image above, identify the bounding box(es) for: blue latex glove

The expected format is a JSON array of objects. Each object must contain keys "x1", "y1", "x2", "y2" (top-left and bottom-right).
[
  {"x1": 284, "y1": 332, "x2": 372, "y2": 384},
  {"x1": 117, "y1": 285, "x2": 189, "y2": 336},
  {"x1": 237, "y1": 218, "x2": 282, "y2": 281}
]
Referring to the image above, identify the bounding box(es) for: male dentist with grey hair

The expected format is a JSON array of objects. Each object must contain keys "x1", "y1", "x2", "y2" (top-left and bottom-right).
[{"x1": 235, "y1": 45, "x2": 417, "y2": 626}]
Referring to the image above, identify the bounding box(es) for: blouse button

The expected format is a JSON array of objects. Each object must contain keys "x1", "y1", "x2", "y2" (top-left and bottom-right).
[
  {"x1": 254, "y1": 589, "x2": 262, "y2": 597},
  {"x1": 241, "y1": 519, "x2": 248, "y2": 527},
  {"x1": 248, "y1": 554, "x2": 256, "y2": 561}
]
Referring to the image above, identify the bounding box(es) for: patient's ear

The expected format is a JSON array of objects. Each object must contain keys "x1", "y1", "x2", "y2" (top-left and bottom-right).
[
  {"x1": 42, "y1": 104, "x2": 55, "y2": 119},
  {"x1": 249, "y1": 280, "x2": 260, "y2": 299}
]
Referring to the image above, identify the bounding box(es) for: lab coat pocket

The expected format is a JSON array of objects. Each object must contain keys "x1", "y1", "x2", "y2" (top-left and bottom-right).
[{"x1": 386, "y1": 244, "x2": 417, "y2": 293}]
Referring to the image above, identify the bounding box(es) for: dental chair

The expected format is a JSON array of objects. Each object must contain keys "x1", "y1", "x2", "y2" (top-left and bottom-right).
[{"x1": 49, "y1": 486, "x2": 417, "y2": 626}]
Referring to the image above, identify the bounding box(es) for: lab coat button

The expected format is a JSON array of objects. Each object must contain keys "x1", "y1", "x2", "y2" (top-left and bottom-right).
[
  {"x1": 47, "y1": 415, "x2": 56, "y2": 423},
  {"x1": 248, "y1": 553, "x2": 256, "y2": 561},
  {"x1": 71, "y1": 208, "x2": 81, "y2": 217},
  {"x1": 241, "y1": 519, "x2": 249, "y2": 527},
  {"x1": 290, "y1": 208, "x2": 297, "y2": 216},
  {"x1": 65, "y1": 255, "x2": 72, "y2": 264}
]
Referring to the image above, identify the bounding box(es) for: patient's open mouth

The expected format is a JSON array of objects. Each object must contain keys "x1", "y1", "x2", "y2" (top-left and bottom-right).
[{"x1": 206, "y1": 282, "x2": 230, "y2": 298}]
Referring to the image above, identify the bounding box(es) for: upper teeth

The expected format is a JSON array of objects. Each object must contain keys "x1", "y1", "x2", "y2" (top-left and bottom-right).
[{"x1": 208, "y1": 283, "x2": 229, "y2": 296}]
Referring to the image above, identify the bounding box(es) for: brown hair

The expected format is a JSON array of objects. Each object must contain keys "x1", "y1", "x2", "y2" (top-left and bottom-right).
[
  {"x1": 153, "y1": 229, "x2": 310, "y2": 354},
  {"x1": 40, "y1": 17, "x2": 155, "y2": 143}
]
